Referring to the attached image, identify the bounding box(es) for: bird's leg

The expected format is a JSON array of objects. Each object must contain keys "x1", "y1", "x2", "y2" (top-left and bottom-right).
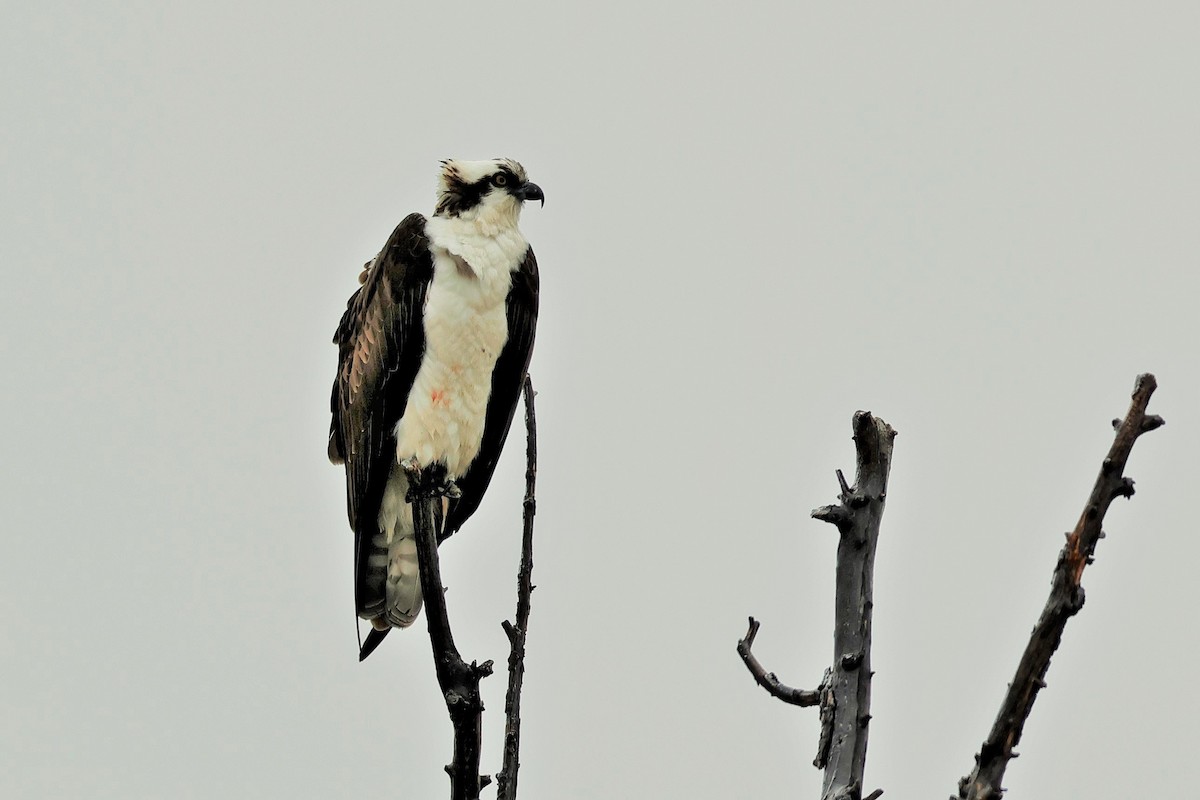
[{"x1": 401, "y1": 460, "x2": 462, "y2": 501}]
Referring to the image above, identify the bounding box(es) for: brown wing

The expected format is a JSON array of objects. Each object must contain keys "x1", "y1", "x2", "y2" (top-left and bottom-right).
[
  {"x1": 328, "y1": 213, "x2": 433, "y2": 616},
  {"x1": 443, "y1": 246, "x2": 539, "y2": 537}
]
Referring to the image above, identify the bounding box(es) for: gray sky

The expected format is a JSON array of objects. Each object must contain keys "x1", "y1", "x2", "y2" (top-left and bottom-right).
[{"x1": 3, "y1": 3, "x2": 1197, "y2": 798}]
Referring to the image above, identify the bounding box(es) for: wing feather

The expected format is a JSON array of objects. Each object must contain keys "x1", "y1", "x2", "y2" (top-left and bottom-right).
[{"x1": 328, "y1": 213, "x2": 433, "y2": 615}]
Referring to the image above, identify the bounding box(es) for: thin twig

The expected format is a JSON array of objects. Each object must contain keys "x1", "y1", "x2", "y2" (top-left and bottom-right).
[
  {"x1": 496, "y1": 376, "x2": 538, "y2": 800},
  {"x1": 812, "y1": 411, "x2": 896, "y2": 800},
  {"x1": 736, "y1": 617, "x2": 820, "y2": 707},
  {"x1": 407, "y1": 465, "x2": 492, "y2": 800},
  {"x1": 956, "y1": 373, "x2": 1164, "y2": 800}
]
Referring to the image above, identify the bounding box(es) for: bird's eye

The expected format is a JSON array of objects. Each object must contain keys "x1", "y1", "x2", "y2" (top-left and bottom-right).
[{"x1": 492, "y1": 173, "x2": 508, "y2": 187}]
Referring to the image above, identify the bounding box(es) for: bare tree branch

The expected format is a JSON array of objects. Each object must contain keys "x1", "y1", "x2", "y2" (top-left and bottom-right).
[
  {"x1": 496, "y1": 376, "x2": 539, "y2": 800},
  {"x1": 736, "y1": 617, "x2": 821, "y2": 707},
  {"x1": 812, "y1": 412, "x2": 896, "y2": 800},
  {"x1": 956, "y1": 373, "x2": 1164, "y2": 800},
  {"x1": 406, "y1": 464, "x2": 492, "y2": 800},
  {"x1": 736, "y1": 411, "x2": 895, "y2": 800}
]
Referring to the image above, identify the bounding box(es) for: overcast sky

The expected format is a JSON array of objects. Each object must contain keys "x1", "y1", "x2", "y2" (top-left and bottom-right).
[{"x1": 3, "y1": 3, "x2": 1198, "y2": 798}]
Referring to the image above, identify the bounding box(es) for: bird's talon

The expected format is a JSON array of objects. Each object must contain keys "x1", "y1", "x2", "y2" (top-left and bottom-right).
[{"x1": 402, "y1": 463, "x2": 459, "y2": 500}]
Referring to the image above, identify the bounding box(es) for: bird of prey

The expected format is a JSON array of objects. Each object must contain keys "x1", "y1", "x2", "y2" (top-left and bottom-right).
[{"x1": 328, "y1": 159, "x2": 542, "y2": 660}]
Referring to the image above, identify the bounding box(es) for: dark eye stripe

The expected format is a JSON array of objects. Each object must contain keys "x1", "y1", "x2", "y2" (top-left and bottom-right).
[{"x1": 437, "y1": 168, "x2": 517, "y2": 216}]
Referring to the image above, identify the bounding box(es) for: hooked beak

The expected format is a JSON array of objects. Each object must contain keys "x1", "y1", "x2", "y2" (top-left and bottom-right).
[{"x1": 516, "y1": 181, "x2": 544, "y2": 207}]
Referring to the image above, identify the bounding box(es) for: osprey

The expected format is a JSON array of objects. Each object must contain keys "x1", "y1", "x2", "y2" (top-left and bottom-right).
[{"x1": 328, "y1": 159, "x2": 542, "y2": 660}]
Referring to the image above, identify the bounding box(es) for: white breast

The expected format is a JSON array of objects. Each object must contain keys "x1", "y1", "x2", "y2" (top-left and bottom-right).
[{"x1": 393, "y1": 217, "x2": 528, "y2": 478}]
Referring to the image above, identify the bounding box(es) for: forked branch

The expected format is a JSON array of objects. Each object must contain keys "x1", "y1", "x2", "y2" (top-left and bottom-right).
[
  {"x1": 407, "y1": 375, "x2": 542, "y2": 800},
  {"x1": 737, "y1": 411, "x2": 896, "y2": 800}
]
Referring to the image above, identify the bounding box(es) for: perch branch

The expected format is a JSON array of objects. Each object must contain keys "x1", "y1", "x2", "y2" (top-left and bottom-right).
[
  {"x1": 956, "y1": 373, "x2": 1164, "y2": 800},
  {"x1": 736, "y1": 617, "x2": 821, "y2": 707},
  {"x1": 811, "y1": 411, "x2": 896, "y2": 800},
  {"x1": 496, "y1": 377, "x2": 539, "y2": 800},
  {"x1": 407, "y1": 464, "x2": 492, "y2": 800}
]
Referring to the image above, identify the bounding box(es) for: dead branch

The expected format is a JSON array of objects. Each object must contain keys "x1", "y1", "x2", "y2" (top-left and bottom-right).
[
  {"x1": 496, "y1": 377, "x2": 539, "y2": 800},
  {"x1": 407, "y1": 464, "x2": 492, "y2": 800},
  {"x1": 812, "y1": 412, "x2": 895, "y2": 800},
  {"x1": 737, "y1": 411, "x2": 895, "y2": 800},
  {"x1": 956, "y1": 373, "x2": 1164, "y2": 800},
  {"x1": 737, "y1": 617, "x2": 821, "y2": 707}
]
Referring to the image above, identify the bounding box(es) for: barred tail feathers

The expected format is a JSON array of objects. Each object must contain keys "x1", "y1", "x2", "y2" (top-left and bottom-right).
[
  {"x1": 377, "y1": 473, "x2": 424, "y2": 628},
  {"x1": 358, "y1": 470, "x2": 449, "y2": 660}
]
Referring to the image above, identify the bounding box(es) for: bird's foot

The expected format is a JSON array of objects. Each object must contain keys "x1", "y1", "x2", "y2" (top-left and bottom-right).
[{"x1": 402, "y1": 461, "x2": 461, "y2": 501}]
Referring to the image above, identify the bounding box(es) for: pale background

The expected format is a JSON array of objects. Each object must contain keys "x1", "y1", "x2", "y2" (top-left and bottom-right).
[{"x1": 3, "y1": 3, "x2": 1197, "y2": 798}]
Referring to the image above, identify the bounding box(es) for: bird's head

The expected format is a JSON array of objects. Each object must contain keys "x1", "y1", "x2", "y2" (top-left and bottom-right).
[{"x1": 434, "y1": 158, "x2": 544, "y2": 222}]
